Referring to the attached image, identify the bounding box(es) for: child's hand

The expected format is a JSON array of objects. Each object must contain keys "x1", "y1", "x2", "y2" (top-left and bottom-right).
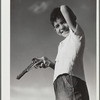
[
  {"x1": 32, "y1": 57, "x2": 52, "y2": 69},
  {"x1": 32, "y1": 57, "x2": 45, "y2": 69},
  {"x1": 38, "y1": 57, "x2": 52, "y2": 68}
]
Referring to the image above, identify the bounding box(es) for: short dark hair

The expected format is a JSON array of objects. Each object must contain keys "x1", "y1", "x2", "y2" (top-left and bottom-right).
[{"x1": 50, "y1": 6, "x2": 77, "y2": 26}]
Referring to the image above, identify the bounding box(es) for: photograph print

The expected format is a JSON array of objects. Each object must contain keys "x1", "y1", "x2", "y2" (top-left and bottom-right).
[{"x1": 11, "y1": 0, "x2": 97, "y2": 100}]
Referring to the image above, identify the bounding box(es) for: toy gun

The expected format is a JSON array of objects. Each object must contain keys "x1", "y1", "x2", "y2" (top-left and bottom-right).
[{"x1": 16, "y1": 59, "x2": 42, "y2": 80}]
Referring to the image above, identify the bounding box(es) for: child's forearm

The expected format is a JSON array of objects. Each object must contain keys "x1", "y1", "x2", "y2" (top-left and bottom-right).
[
  {"x1": 60, "y1": 5, "x2": 76, "y2": 31},
  {"x1": 60, "y1": 5, "x2": 71, "y2": 24}
]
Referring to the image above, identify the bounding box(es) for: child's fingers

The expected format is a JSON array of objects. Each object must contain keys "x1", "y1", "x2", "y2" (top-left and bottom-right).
[
  {"x1": 34, "y1": 60, "x2": 42, "y2": 68},
  {"x1": 38, "y1": 63, "x2": 45, "y2": 68},
  {"x1": 34, "y1": 57, "x2": 49, "y2": 68},
  {"x1": 37, "y1": 57, "x2": 46, "y2": 64},
  {"x1": 41, "y1": 57, "x2": 50, "y2": 67}
]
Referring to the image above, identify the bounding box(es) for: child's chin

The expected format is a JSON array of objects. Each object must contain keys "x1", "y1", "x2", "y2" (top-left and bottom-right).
[
  {"x1": 62, "y1": 32, "x2": 69, "y2": 37},
  {"x1": 62, "y1": 34, "x2": 67, "y2": 37}
]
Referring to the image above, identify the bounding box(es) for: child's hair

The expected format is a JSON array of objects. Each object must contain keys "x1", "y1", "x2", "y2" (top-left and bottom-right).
[{"x1": 50, "y1": 6, "x2": 77, "y2": 26}]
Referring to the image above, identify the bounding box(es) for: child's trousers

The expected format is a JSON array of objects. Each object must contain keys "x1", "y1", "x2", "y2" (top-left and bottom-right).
[{"x1": 53, "y1": 74, "x2": 89, "y2": 100}]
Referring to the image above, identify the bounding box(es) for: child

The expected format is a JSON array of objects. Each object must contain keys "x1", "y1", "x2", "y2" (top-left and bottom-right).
[{"x1": 33, "y1": 5, "x2": 89, "y2": 100}]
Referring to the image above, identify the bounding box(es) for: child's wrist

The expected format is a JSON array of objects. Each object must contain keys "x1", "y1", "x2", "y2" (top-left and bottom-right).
[{"x1": 47, "y1": 61, "x2": 52, "y2": 67}]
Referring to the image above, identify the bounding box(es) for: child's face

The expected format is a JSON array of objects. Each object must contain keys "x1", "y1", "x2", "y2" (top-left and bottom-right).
[{"x1": 54, "y1": 18, "x2": 70, "y2": 37}]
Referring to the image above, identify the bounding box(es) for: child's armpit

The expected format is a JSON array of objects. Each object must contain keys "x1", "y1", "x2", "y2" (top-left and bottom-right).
[{"x1": 74, "y1": 24, "x2": 84, "y2": 37}]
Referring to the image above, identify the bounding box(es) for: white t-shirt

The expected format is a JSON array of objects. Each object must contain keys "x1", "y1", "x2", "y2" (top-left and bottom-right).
[{"x1": 54, "y1": 24, "x2": 85, "y2": 82}]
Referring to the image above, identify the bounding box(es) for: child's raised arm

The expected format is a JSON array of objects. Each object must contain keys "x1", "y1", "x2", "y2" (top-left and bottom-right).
[{"x1": 60, "y1": 5, "x2": 77, "y2": 32}]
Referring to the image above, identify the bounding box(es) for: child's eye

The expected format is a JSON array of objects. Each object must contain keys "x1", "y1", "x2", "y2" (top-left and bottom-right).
[
  {"x1": 61, "y1": 21, "x2": 66, "y2": 24},
  {"x1": 55, "y1": 24, "x2": 59, "y2": 28}
]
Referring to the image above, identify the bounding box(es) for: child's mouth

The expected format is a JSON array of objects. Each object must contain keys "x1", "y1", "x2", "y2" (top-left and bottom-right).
[{"x1": 60, "y1": 27, "x2": 69, "y2": 34}]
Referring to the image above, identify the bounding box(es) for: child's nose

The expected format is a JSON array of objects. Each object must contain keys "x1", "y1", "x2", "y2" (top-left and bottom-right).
[{"x1": 59, "y1": 24, "x2": 64, "y2": 29}]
